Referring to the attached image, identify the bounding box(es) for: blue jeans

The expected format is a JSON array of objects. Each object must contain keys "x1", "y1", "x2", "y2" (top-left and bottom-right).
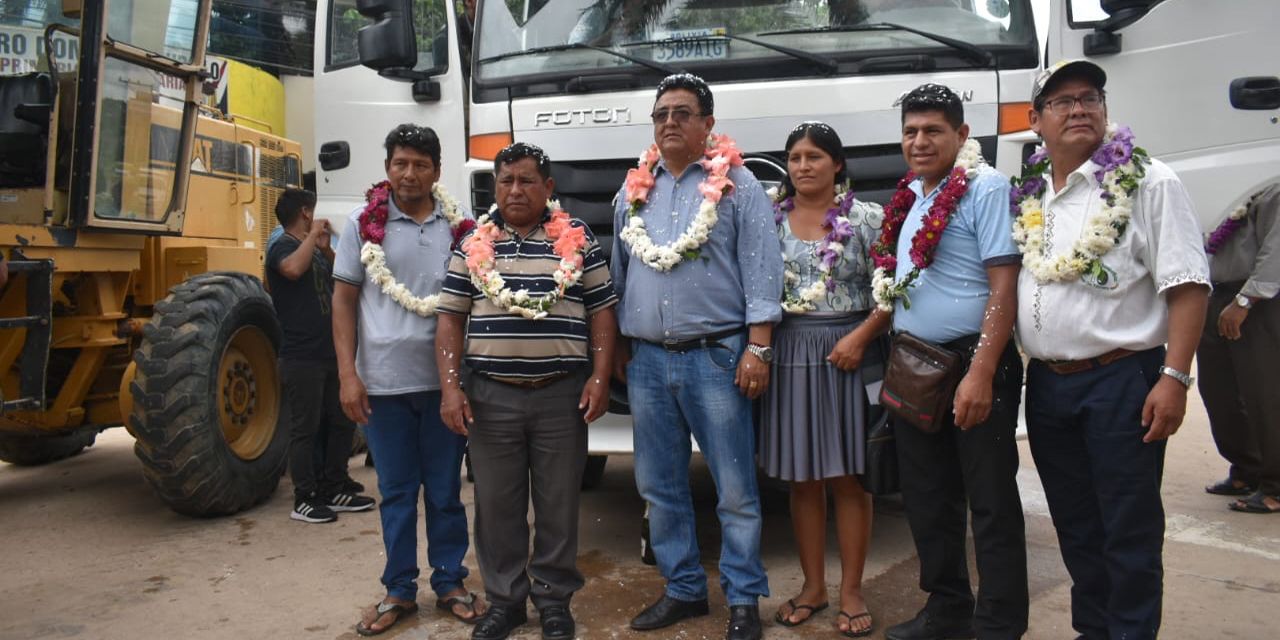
[
  {"x1": 364, "y1": 392, "x2": 470, "y2": 601},
  {"x1": 1026, "y1": 347, "x2": 1166, "y2": 640},
  {"x1": 627, "y1": 332, "x2": 769, "y2": 605}
]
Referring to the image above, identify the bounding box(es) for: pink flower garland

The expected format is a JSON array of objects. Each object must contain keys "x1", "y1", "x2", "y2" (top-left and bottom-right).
[
  {"x1": 870, "y1": 166, "x2": 970, "y2": 303},
  {"x1": 460, "y1": 204, "x2": 589, "y2": 319}
]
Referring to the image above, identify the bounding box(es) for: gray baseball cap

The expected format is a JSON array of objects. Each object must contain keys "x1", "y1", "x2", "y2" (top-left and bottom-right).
[{"x1": 1032, "y1": 59, "x2": 1107, "y2": 107}]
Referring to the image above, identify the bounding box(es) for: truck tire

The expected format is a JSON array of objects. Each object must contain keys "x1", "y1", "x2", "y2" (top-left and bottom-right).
[
  {"x1": 129, "y1": 272, "x2": 286, "y2": 517},
  {"x1": 0, "y1": 431, "x2": 97, "y2": 465}
]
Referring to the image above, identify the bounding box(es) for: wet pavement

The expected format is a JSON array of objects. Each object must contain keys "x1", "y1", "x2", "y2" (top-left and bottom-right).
[{"x1": 1, "y1": 394, "x2": 1276, "y2": 640}]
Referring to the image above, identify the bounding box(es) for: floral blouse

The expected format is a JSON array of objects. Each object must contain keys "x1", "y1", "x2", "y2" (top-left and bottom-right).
[{"x1": 778, "y1": 199, "x2": 883, "y2": 313}]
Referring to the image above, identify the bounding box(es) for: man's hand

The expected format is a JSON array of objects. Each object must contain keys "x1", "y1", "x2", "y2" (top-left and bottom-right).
[
  {"x1": 579, "y1": 376, "x2": 609, "y2": 423},
  {"x1": 1142, "y1": 375, "x2": 1188, "y2": 442},
  {"x1": 311, "y1": 219, "x2": 334, "y2": 256},
  {"x1": 952, "y1": 369, "x2": 993, "y2": 430},
  {"x1": 827, "y1": 333, "x2": 867, "y2": 371},
  {"x1": 1217, "y1": 304, "x2": 1248, "y2": 340},
  {"x1": 440, "y1": 386, "x2": 473, "y2": 436},
  {"x1": 339, "y1": 373, "x2": 372, "y2": 425},
  {"x1": 734, "y1": 351, "x2": 770, "y2": 399}
]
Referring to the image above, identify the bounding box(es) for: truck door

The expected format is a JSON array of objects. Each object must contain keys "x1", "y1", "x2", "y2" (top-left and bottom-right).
[
  {"x1": 1049, "y1": 0, "x2": 1280, "y2": 228},
  {"x1": 313, "y1": 0, "x2": 469, "y2": 223}
]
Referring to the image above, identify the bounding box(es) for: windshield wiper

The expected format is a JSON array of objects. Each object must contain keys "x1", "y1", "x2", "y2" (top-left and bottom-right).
[
  {"x1": 761, "y1": 22, "x2": 993, "y2": 68},
  {"x1": 621, "y1": 35, "x2": 839, "y2": 75},
  {"x1": 477, "y1": 42, "x2": 682, "y2": 75}
]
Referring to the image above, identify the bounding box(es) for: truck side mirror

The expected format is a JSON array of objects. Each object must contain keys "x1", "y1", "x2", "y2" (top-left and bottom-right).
[
  {"x1": 357, "y1": 0, "x2": 417, "y2": 71},
  {"x1": 1085, "y1": 0, "x2": 1156, "y2": 56}
]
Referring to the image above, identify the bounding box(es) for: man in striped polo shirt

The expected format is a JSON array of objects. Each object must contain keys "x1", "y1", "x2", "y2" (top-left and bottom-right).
[{"x1": 436, "y1": 143, "x2": 618, "y2": 640}]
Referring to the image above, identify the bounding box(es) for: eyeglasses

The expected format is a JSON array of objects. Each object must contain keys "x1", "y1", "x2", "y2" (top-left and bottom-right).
[
  {"x1": 650, "y1": 108, "x2": 703, "y2": 124},
  {"x1": 1042, "y1": 94, "x2": 1105, "y2": 116}
]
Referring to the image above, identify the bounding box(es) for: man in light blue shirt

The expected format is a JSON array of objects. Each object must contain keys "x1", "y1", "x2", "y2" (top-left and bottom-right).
[
  {"x1": 852, "y1": 84, "x2": 1027, "y2": 640},
  {"x1": 610, "y1": 74, "x2": 782, "y2": 640}
]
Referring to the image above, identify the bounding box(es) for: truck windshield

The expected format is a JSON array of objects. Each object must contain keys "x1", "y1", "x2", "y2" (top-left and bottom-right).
[{"x1": 474, "y1": 0, "x2": 1035, "y2": 93}]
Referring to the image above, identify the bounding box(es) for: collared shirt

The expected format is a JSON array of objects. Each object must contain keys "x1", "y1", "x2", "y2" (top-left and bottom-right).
[
  {"x1": 1016, "y1": 158, "x2": 1211, "y2": 361},
  {"x1": 437, "y1": 208, "x2": 617, "y2": 383},
  {"x1": 778, "y1": 199, "x2": 882, "y2": 313},
  {"x1": 892, "y1": 165, "x2": 1021, "y2": 344},
  {"x1": 610, "y1": 161, "x2": 783, "y2": 342},
  {"x1": 1208, "y1": 183, "x2": 1280, "y2": 299},
  {"x1": 332, "y1": 195, "x2": 469, "y2": 394}
]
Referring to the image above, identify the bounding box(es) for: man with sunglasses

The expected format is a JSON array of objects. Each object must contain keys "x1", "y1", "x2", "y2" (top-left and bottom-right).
[
  {"x1": 1015, "y1": 60, "x2": 1210, "y2": 640},
  {"x1": 610, "y1": 74, "x2": 782, "y2": 640}
]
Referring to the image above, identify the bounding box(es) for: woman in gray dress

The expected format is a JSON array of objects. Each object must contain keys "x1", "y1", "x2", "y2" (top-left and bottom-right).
[{"x1": 759, "y1": 122, "x2": 886, "y2": 638}]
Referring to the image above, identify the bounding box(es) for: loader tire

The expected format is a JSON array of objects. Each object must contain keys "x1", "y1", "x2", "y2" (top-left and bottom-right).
[
  {"x1": 0, "y1": 431, "x2": 97, "y2": 466},
  {"x1": 130, "y1": 272, "x2": 286, "y2": 517}
]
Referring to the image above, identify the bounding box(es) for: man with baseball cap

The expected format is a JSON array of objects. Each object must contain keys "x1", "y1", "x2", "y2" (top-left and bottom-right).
[{"x1": 1012, "y1": 60, "x2": 1210, "y2": 640}]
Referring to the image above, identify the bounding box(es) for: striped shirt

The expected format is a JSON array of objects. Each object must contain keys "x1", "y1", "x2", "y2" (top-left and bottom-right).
[{"x1": 437, "y1": 208, "x2": 617, "y2": 382}]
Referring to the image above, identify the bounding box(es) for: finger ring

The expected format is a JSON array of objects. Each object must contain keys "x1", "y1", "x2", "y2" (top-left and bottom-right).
[{"x1": 749, "y1": 381, "x2": 758, "y2": 387}]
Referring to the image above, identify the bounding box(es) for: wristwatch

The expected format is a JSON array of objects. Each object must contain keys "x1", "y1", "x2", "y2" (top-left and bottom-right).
[
  {"x1": 746, "y1": 343, "x2": 774, "y2": 363},
  {"x1": 1159, "y1": 365, "x2": 1195, "y2": 389},
  {"x1": 1235, "y1": 293, "x2": 1254, "y2": 309}
]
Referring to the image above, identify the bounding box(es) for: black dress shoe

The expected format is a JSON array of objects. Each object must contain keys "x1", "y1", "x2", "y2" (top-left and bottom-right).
[
  {"x1": 725, "y1": 604, "x2": 762, "y2": 640},
  {"x1": 540, "y1": 604, "x2": 575, "y2": 640},
  {"x1": 884, "y1": 609, "x2": 975, "y2": 640},
  {"x1": 470, "y1": 604, "x2": 528, "y2": 640},
  {"x1": 630, "y1": 594, "x2": 710, "y2": 630}
]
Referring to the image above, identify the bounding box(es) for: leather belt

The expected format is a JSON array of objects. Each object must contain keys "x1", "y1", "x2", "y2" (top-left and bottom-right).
[
  {"x1": 649, "y1": 327, "x2": 745, "y2": 353},
  {"x1": 1040, "y1": 348, "x2": 1135, "y2": 375},
  {"x1": 477, "y1": 370, "x2": 573, "y2": 390}
]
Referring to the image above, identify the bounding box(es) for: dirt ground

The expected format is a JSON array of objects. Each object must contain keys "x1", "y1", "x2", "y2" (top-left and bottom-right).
[{"x1": 1, "y1": 396, "x2": 1276, "y2": 640}]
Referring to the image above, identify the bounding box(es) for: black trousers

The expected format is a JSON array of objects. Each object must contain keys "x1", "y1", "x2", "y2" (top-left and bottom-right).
[
  {"x1": 1197, "y1": 287, "x2": 1280, "y2": 495},
  {"x1": 282, "y1": 359, "x2": 356, "y2": 501},
  {"x1": 1027, "y1": 347, "x2": 1167, "y2": 640},
  {"x1": 466, "y1": 369, "x2": 589, "y2": 610},
  {"x1": 893, "y1": 339, "x2": 1028, "y2": 639}
]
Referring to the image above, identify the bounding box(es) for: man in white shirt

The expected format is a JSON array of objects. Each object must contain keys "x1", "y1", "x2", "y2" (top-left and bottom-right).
[{"x1": 1013, "y1": 61, "x2": 1210, "y2": 640}]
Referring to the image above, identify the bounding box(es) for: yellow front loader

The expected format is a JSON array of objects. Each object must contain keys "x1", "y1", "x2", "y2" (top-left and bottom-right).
[{"x1": 0, "y1": 0, "x2": 301, "y2": 516}]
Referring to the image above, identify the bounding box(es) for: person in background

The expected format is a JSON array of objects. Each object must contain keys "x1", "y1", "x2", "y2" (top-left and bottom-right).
[
  {"x1": 266, "y1": 187, "x2": 375, "y2": 524},
  {"x1": 1198, "y1": 184, "x2": 1280, "y2": 515}
]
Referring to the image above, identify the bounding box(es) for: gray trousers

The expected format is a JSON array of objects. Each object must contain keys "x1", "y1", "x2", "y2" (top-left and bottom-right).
[
  {"x1": 465, "y1": 369, "x2": 589, "y2": 609},
  {"x1": 1197, "y1": 287, "x2": 1280, "y2": 495}
]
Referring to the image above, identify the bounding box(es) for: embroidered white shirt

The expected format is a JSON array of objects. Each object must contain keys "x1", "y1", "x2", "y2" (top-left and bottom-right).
[{"x1": 1016, "y1": 157, "x2": 1210, "y2": 360}]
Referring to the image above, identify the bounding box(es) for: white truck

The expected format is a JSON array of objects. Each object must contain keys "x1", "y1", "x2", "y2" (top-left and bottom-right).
[{"x1": 313, "y1": 0, "x2": 1279, "y2": 485}]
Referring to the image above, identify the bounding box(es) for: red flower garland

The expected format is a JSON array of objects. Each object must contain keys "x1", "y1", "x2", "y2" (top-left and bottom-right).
[
  {"x1": 871, "y1": 166, "x2": 969, "y2": 276},
  {"x1": 358, "y1": 180, "x2": 474, "y2": 250}
]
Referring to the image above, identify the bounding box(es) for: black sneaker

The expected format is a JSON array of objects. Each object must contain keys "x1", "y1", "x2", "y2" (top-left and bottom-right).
[
  {"x1": 327, "y1": 492, "x2": 376, "y2": 512},
  {"x1": 342, "y1": 476, "x2": 365, "y2": 494},
  {"x1": 291, "y1": 499, "x2": 337, "y2": 523}
]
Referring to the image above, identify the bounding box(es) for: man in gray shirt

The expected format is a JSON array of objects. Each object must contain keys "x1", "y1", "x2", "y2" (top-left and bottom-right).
[
  {"x1": 1199, "y1": 184, "x2": 1280, "y2": 514},
  {"x1": 333, "y1": 124, "x2": 485, "y2": 636}
]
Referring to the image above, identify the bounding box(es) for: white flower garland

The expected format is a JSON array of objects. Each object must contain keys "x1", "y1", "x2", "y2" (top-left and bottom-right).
[
  {"x1": 619, "y1": 134, "x2": 743, "y2": 272},
  {"x1": 359, "y1": 183, "x2": 467, "y2": 317},
  {"x1": 1012, "y1": 123, "x2": 1149, "y2": 283}
]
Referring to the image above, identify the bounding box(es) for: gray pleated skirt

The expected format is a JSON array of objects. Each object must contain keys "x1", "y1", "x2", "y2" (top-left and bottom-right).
[{"x1": 756, "y1": 312, "x2": 885, "y2": 482}]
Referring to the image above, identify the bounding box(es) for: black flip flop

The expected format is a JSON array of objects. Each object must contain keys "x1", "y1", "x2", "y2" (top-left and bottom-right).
[
  {"x1": 774, "y1": 599, "x2": 829, "y2": 627},
  {"x1": 356, "y1": 601, "x2": 419, "y2": 636},
  {"x1": 839, "y1": 610, "x2": 875, "y2": 638},
  {"x1": 436, "y1": 591, "x2": 483, "y2": 624},
  {"x1": 1229, "y1": 491, "x2": 1280, "y2": 514},
  {"x1": 1205, "y1": 477, "x2": 1254, "y2": 496}
]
